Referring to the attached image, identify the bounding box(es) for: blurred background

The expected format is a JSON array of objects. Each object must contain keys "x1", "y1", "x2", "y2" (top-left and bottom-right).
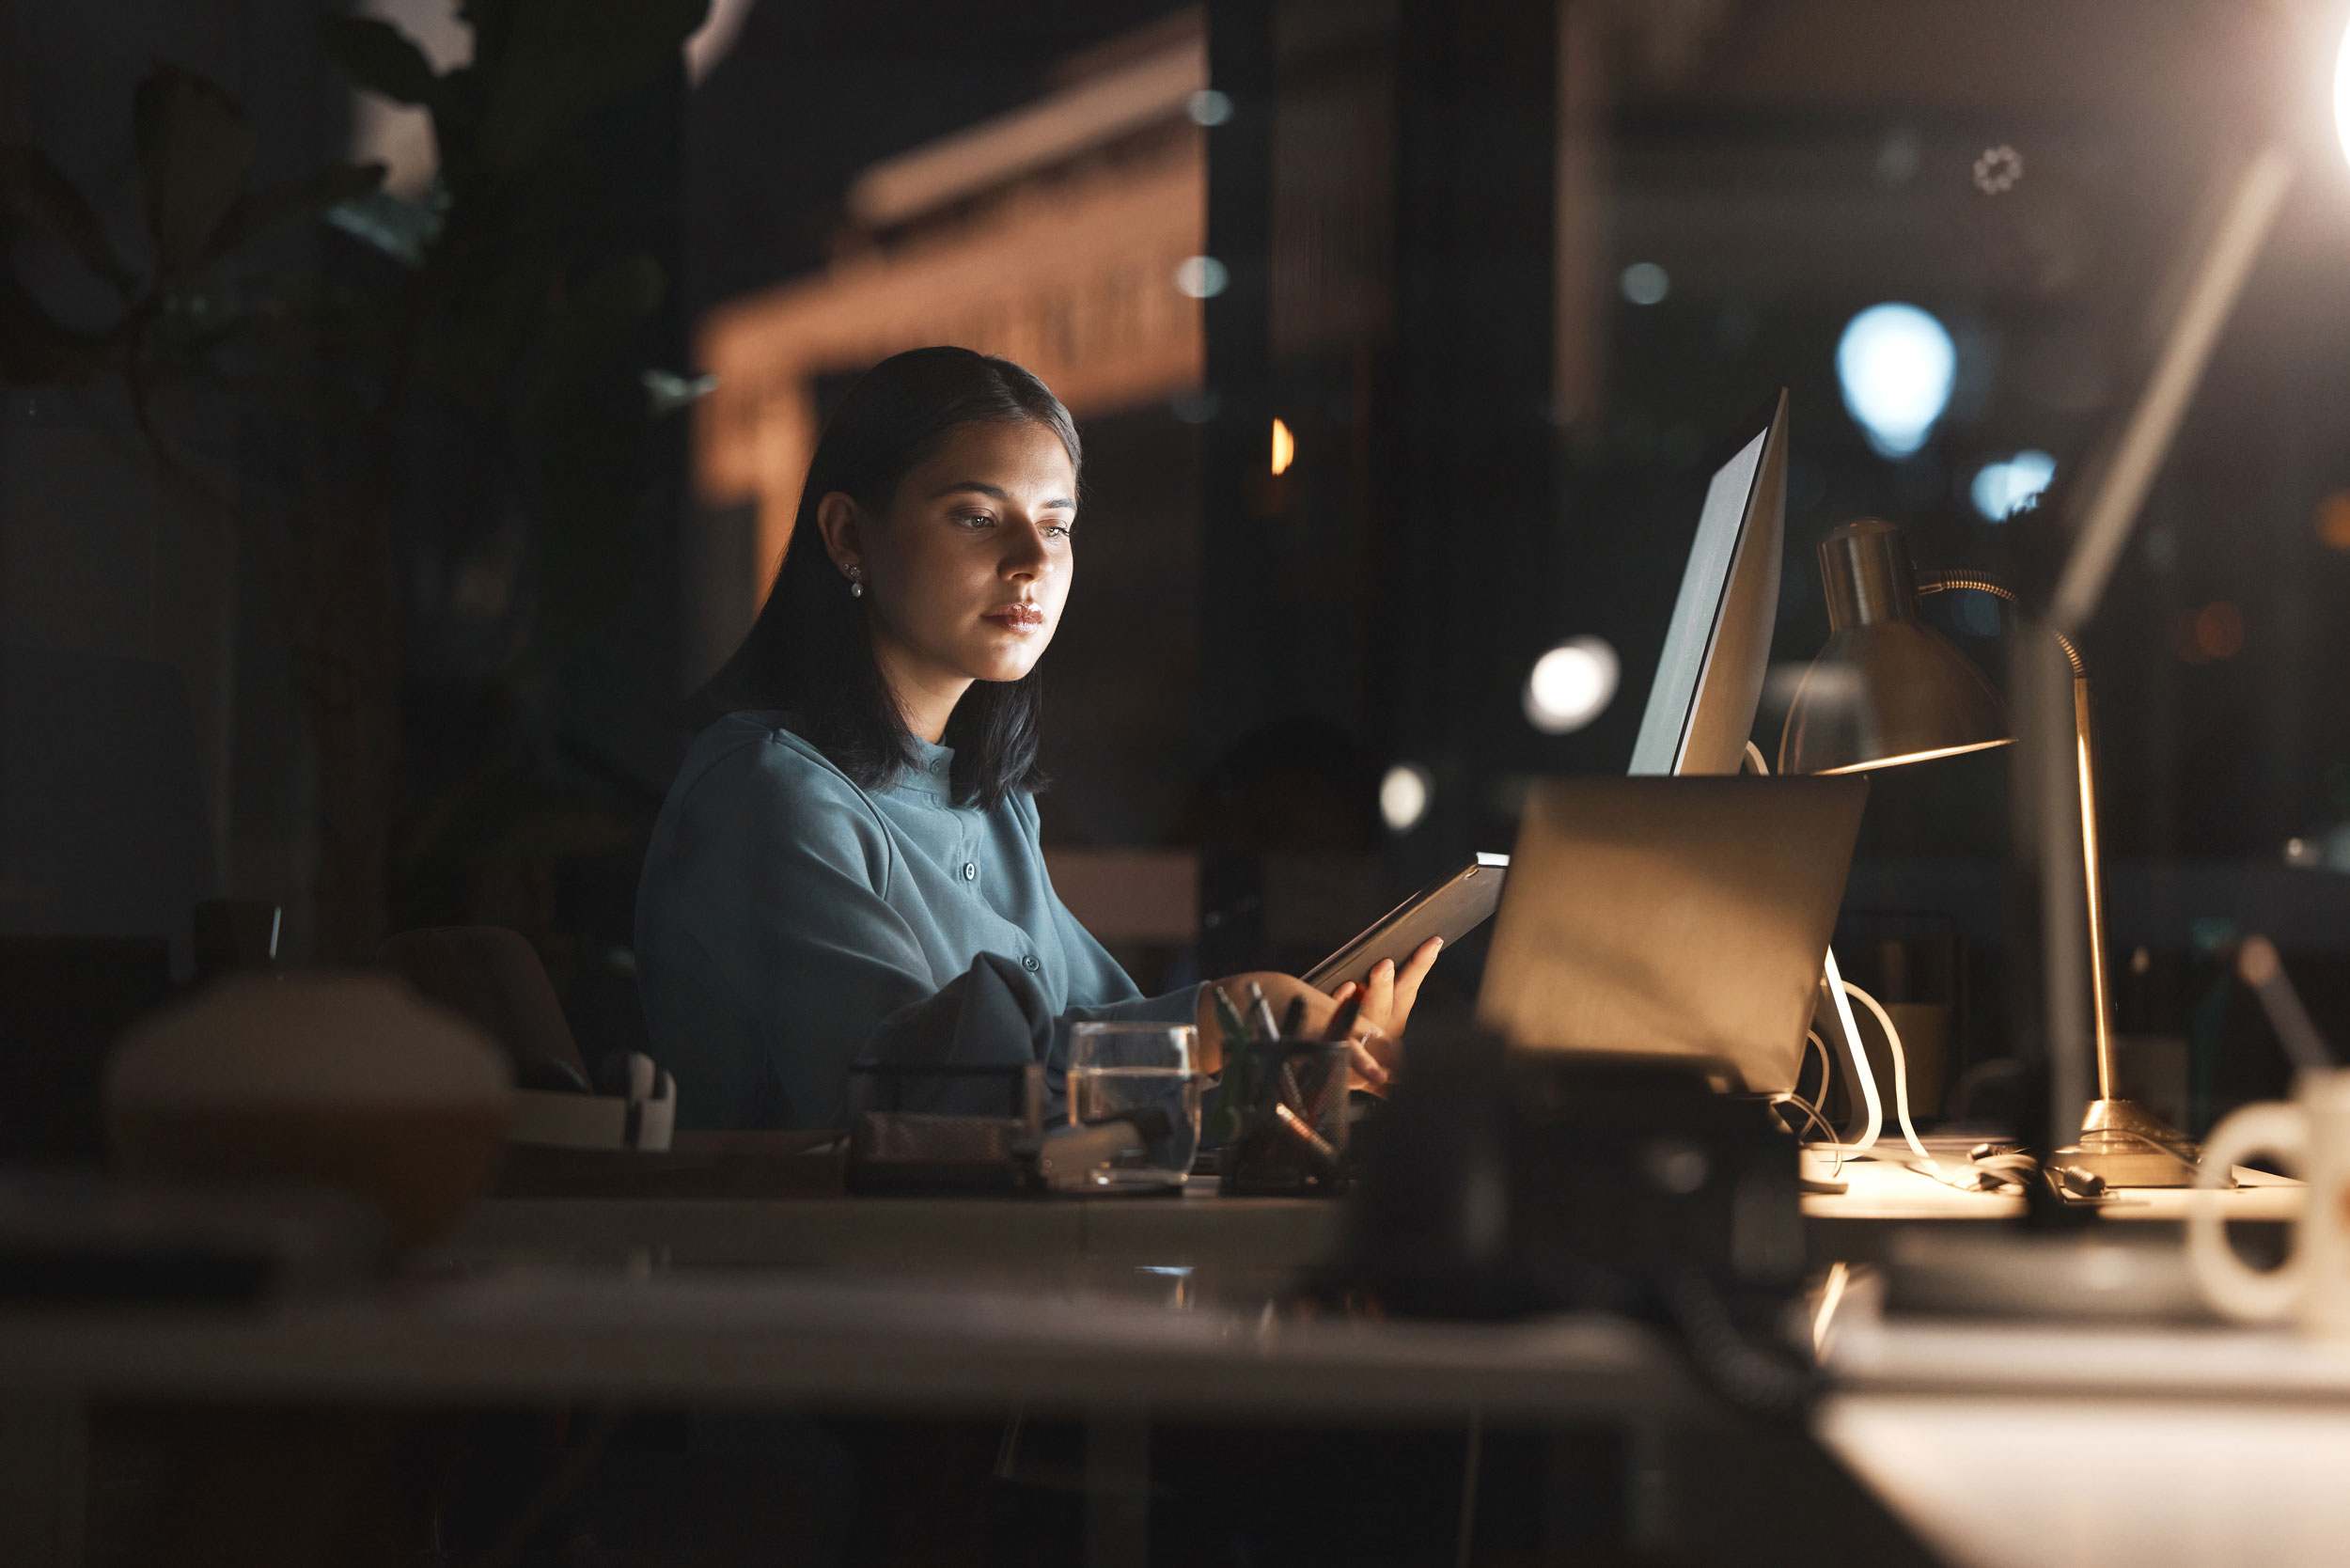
[{"x1": 8, "y1": 0, "x2": 2350, "y2": 1137}]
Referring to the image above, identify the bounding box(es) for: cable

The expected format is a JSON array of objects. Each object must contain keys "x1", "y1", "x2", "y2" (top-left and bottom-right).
[
  {"x1": 1454, "y1": 1410, "x2": 1482, "y2": 1568},
  {"x1": 1771, "y1": 1028, "x2": 1842, "y2": 1174},
  {"x1": 1820, "y1": 948, "x2": 1882, "y2": 1154},
  {"x1": 1836, "y1": 979, "x2": 2005, "y2": 1193},
  {"x1": 1839, "y1": 979, "x2": 1935, "y2": 1168},
  {"x1": 1798, "y1": 967, "x2": 2038, "y2": 1196},
  {"x1": 1794, "y1": 962, "x2": 1991, "y2": 1191},
  {"x1": 1769, "y1": 1090, "x2": 1843, "y2": 1176},
  {"x1": 1663, "y1": 1266, "x2": 1814, "y2": 1418}
]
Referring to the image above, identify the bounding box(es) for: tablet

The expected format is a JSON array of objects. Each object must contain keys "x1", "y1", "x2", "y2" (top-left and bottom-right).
[{"x1": 1302, "y1": 854, "x2": 1509, "y2": 993}]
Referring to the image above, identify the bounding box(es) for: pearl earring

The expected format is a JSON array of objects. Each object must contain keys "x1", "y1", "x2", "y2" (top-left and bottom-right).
[{"x1": 847, "y1": 565, "x2": 864, "y2": 599}]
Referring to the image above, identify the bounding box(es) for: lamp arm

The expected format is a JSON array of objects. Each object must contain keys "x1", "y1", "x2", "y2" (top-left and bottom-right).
[
  {"x1": 1914, "y1": 572, "x2": 2084, "y2": 676},
  {"x1": 1915, "y1": 570, "x2": 2117, "y2": 1100}
]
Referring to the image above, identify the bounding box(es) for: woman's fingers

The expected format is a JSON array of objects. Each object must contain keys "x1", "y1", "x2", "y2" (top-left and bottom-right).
[
  {"x1": 1360, "y1": 957, "x2": 1398, "y2": 1032},
  {"x1": 1400, "y1": 935, "x2": 1443, "y2": 984},
  {"x1": 1386, "y1": 937, "x2": 1442, "y2": 1030}
]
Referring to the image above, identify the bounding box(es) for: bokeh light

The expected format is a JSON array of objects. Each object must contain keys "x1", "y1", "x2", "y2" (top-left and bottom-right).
[
  {"x1": 2315, "y1": 491, "x2": 2350, "y2": 550},
  {"x1": 1836, "y1": 303, "x2": 1955, "y2": 459},
  {"x1": 1620, "y1": 262, "x2": 1670, "y2": 306},
  {"x1": 1379, "y1": 762, "x2": 1433, "y2": 834},
  {"x1": 1523, "y1": 636, "x2": 1620, "y2": 734},
  {"x1": 1969, "y1": 450, "x2": 2056, "y2": 521},
  {"x1": 1270, "y1": 418, "x2": 1294, "y2": 476},
  {"x1": 2172, "y1": 601, "x2": 2245, "y2": 664},
  {"x1": 1174, "y1": 256, "x2": 1229, "y2": 299},
  {"x1": 1187, "y1": 89, "x2": 1233, "y2": 127},
  {"x1": 2337, "y1": 15, "x2": 2350, "y2": 170},
  {"x1": 1971, "y1": 144, "x2": 2024, "y2": 195}
]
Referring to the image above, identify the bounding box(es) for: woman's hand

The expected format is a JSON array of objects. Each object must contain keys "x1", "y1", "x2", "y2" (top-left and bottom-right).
[
  {"x1": 1198, "y1": 936, "x2": 1442, "y2": 1094},
  {"x1": 1324, "y1": 936, "x2": 1442, "y2": 1094}
]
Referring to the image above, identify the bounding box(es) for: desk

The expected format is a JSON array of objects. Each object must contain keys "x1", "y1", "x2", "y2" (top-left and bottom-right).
[
  {"x1": 1821, "y1": 1288, "x2": 2350, "y2": 1568},
  {"x1": 0, "y1": 1262, "x2": 1752, "y2": 1568},
  {"x1": 0, "y1": 1267, "x2": 1700, "y2": 1420},
  {"x1": 431, "y1": 1186, "x2": 1343, "y2": 1275},
  {"x1": 1803, "y1": 1148, "x2": 2306, "y2": 1224},
  {"x1": 431, "y1": 1158, "x2": 2302, "y2": 1282},
  {"x1": 2, "y1": 1172, "x2": 2320, "y2": 1567}
]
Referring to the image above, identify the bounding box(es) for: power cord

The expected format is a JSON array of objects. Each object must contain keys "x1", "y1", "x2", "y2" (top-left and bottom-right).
[
  {"x1": 1738, "y1": 744, "x2": 1998, "y2": 1195},
  {"x1": 1837, "y1": 979, "x2": 1943, "y2": 1172},
  {"x1": 1810, "y1": 949, "x2": 1884, "y2": 1155},
  {"x1": 1797, "y1": 966, "x2": 2006, "y2": 1194}
]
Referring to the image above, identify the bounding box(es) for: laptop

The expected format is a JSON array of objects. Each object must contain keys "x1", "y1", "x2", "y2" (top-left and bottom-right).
[{"x1": 1475, "y1": 776, "x2": 1868, "y2": 1095}]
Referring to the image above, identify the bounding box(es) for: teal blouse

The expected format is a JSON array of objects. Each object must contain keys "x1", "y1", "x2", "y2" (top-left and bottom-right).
[{"x1": 635, "y1": 712, "x2": 1203, "y2": 1130}]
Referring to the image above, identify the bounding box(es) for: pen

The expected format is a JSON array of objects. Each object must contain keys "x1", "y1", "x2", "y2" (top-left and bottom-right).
[
  {"x1": 1212, "y1": 984, "x2": 1252, "y2": 1045},
  {"x1": 1245, "y1": 983, "x2": 1296, "y2": 1119},
  {"x1": 1246, "y1": 982, "x2": 1281, "y2": 1046},
  {"x1": 1272, "y1": 1101, "x2": 1341, "y2": 1175},
  {"x1": 1279, "y1": 996, "x2": 1307, "y2": 1040},
  {"x1": 1208, "y1": 984, "x2": 1255, "y2": 1144},
  {"x1": 1277, "y1": 992, "x2": 1369, "y2": 1121}
]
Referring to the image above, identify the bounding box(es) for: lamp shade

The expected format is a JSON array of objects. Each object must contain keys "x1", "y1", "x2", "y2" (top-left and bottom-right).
[{"x1": 1778, "y1": 519, "x2": 2013, "y2": 775}]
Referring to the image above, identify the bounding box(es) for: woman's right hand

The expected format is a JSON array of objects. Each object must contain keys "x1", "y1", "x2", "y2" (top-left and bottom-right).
[{"x1": 1199, "y1": 937, "x2": 1441, "y2": 1092}]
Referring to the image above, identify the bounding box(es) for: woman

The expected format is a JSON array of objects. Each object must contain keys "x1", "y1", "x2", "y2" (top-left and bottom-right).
[{"x1": 636, "y1": 347, "x2": 1436, "y2": 1130}]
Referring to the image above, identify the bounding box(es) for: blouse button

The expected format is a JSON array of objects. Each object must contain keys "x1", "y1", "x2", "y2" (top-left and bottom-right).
[
  {"x1": 962, "y1": 862, "x2": 978, "y2": 882},
  {"x1": 1022, "y1": 954, "x2": 1041, "y2": 973}
]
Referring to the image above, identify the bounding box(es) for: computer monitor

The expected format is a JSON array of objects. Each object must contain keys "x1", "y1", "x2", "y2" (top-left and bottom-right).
[{"x1": 1626, "y1": 391, "x2": 1790, "y2": 776}]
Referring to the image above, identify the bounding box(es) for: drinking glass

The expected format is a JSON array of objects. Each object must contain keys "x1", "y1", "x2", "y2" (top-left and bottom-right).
[{"x1": 1065, "y1": 1023, "x2": 1201, "y2": 1192}]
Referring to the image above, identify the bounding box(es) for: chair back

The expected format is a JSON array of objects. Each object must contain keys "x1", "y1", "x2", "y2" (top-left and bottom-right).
[{"x1": 379, "y1": 927, "x2": 589, "y2": 1088}]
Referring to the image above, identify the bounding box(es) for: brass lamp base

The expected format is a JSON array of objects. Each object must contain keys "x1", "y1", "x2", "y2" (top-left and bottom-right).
[{"x1": 2053, "y1": 1099, "x2": 2201, "y2": 1188}]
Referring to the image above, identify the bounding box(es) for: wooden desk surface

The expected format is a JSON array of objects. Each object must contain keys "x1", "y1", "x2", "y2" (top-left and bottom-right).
[
  {"x1": 431, "y1": 1186, "x2": 1346, "y2": 1274},
  {"x1": 0, "y1": 1264, "x2": 1701, "y2": 1421},
  {"x1": 436, "y1": 1154, "x2": 2302, "y2": 1280}
]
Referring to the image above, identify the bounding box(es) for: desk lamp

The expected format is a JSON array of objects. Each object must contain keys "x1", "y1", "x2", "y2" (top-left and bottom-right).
[{"x1": 1779, "y1": 518, "x2": 2196, "y2": 1185}]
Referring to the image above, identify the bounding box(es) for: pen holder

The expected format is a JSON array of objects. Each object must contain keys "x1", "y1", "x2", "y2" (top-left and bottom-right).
[{"x1": 1220, "y1": 1043, "x2": 1352, "y2": 1195}]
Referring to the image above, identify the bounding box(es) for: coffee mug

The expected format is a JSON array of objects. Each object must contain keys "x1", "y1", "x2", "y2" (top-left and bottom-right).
[
  {"x1": 2186, "y1": 1068, "x2": 2350, "y2": 1330},
  {"x1": 109, "y1": 972, "x2": 512, "y2": 1250}
]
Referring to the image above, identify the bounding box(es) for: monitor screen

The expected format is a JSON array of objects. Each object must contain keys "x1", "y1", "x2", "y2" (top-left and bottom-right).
[{"x1": 1626, "y1": 391, "x2": 1790, "y2": 776}]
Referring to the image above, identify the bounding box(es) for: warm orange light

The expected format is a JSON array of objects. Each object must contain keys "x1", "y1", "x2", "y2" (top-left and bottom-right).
[
  {"x1": 1270, "y1": 417, "x2": 1295, "y2": 476},
  {"x1": 1813, "y1": 738, "x2": 2015, "y2": 775},
  {"x1": 2170, "y1": 602, "x2": 2244, "y2": 664},
  {"x1": 2316, "y1": 492, "x2": 2350, "y2": 550},
  {"x1": 2196, "y1": 601, "x2": 2244, "y2": 659}
]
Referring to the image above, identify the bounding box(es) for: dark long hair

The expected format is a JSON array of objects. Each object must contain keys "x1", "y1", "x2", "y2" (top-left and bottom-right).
[{"x1": 692, "y1": 347, "x2": 1078, "y2": 809}]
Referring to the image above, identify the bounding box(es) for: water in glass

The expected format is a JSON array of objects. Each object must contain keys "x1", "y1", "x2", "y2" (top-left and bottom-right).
[{"x1": 1067, "y1": 1023, "x2": 1199, "y2": 1191}]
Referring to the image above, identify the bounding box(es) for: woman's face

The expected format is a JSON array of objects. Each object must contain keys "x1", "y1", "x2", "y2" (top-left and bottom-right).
[{"x1": 826, "y1": 417, "x2": 1077, "y2": 712}]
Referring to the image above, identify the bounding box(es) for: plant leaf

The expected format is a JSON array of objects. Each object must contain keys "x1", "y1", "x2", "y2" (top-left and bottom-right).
[
  {"x1": 320, "y1": 16, "x2": 443, "y2": 107},
  {"x1": 471, "y1": 0, "x2": 708, "y2": 180},
  {"x1": 0, "y1": 259, "x2": 112, "y2": 384},
  {"x1": 133, "y1": 63, "x2": 258, "y2": 279},
  {"x1": 203, "y1": 162, "x2": 387, "y2": 264},
  {"x1": 321, "y1": 187, "x2": 441, "y2": 267},
  {"x1": 0, "y1": 145, "x2": 138, "y2": 296}
]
